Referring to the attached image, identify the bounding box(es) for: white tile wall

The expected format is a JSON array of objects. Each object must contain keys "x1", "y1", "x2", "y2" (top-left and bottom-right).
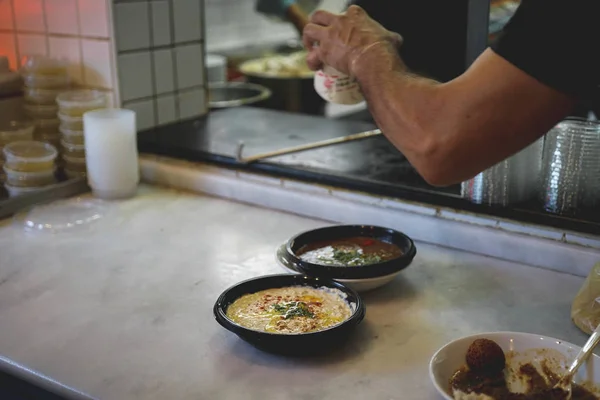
[
  {"x1": 81, "y1": 40, "x2": 113, "y2": 89},
  {"x1": 172, "y1": 0, "x2": 203, "y2": 43},
  {"x1": 178, "y1": 87, "x2": 206, "y2": 119},
  {"x1": 124, "y1": 98, "x2": 155, "y2": 131},
  {"x1": 111, "y1": 0, "x2": 208, "y2": 129},
  {"x1": 0, "y1": 0, "x2": 208, "y2": 131},
  {"x1": 0, "y1": 0, "x2": 15, "y2": 31},
  {"x1": 0, "y1": 0, "x2": 118, "y2": 102},
  {"x1": 0, "y1": 0, "x2": 351, "y2": 131},
  {"x1": 205, "y1": 0, "x2": 346, "y2": 52},
  {"x1": 152, "y1": 49, "x2": 175, "y2": 94},
  {"x1": 48, "y1": 36, "x2": 82, "y2": 81},
  {"x1": 17, "y1": 33, "x2": 47, "y2": 56},
  {"x1": 174, "y1": 43, "x2": 204, "y2": 89},
  {"x1": 150, "y1": 1, "x2": 172, "y2": 47},
  {"x1": 13, "y1": 0, "x2": 46, "y2": 32},
  {"x1": 45, "y1": 0, "x2": 79, "y2": 35},
  {"x1": 78, "y1": 0, "x2": 110, "y2": 38},
  {"x1": 113, "y1": 1, "x2": 151, "y2": 52},
  {"x1": 117, "y1": 52, "x2": 153, "y2": 101}
]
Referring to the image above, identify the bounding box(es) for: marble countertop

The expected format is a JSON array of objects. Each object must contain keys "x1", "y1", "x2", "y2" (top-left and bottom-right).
[{"x1": 0, "y1": 185, "x2": 590, "y2": 399}]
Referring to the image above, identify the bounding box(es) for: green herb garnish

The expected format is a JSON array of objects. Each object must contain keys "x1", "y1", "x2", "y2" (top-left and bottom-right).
[
  {"x1": 272, "y1": 301, "x2": 315, "y2": 319},
  {"x1": 320, "y1": 248, "x2": 385, "y2": 266}
]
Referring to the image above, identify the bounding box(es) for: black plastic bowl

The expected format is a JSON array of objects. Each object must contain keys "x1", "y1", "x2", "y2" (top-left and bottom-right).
[
  {"x1": 284, "y1": 225, "x2": 417, "y2": 280},
  {"x1": 213, "y1": 274, "x2": 366, "y2": 355}
]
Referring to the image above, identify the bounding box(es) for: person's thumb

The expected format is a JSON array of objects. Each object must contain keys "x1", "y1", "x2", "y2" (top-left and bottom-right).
[{"x1": 305, "y1": 48, "x2": 323, "y2": 71}]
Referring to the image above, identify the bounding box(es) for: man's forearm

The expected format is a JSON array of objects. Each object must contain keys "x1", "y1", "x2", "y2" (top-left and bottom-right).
[
  {"x1": 302, "y1": 7, "x2": 575, "y2": 186},
  {"x1": 353, "y1": 44, "x2": 452, "y2": 185},
  {"x1": 354, "y1": 47, "x2": 575, "y2": 186}
]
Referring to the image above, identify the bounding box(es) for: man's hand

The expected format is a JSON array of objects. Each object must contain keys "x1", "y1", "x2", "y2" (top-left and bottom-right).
[
  {"x1": 255, "y1": 0, "x2": 296, "y2": 19},
  {"x1": 302, "y1": 5, "x2": 402, "y2": 76}
]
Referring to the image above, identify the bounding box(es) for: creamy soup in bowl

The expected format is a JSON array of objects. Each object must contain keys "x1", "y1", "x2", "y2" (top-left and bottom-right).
[
  {"x1": 213, "y1": 274, "x2": 366, "y2": 355},
  {"x1": 226, "y1": 286, "x2": 354, "y2": 334},
  {"x1": 285, "y1": 225, "x2": 417, "y2": 280}
]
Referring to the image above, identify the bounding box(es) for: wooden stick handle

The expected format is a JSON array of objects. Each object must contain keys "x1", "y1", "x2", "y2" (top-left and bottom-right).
[{"x1": 237, "y1": 129, "x2": 382, "y2": 164}]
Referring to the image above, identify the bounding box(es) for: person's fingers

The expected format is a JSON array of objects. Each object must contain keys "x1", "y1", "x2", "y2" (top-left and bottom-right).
[
  {"x1": 310, "y1": 9, "x2": 336, "y2": 26},
  {"x1": 302, "y1": 23, "x2": 326, "y2": 49},
  {"x1": 305, "y1": 49, "x2": 323, "y2": 71},
  {"x1": 345, "y1": 4, "x2": 366, "y2": 17}
]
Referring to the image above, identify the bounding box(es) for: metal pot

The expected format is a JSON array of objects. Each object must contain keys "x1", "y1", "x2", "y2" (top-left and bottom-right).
[
  {"x1": 208, "y1": 82, "x2": 271, "y2": 109},
  {"x1": 238, "y1": 51, "x2": 325, "y2": 116}
]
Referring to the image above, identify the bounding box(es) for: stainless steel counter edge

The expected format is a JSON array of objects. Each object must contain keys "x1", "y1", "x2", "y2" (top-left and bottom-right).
[{"x1": 138, "y1": 154, "x2": 600, "y2": 278}]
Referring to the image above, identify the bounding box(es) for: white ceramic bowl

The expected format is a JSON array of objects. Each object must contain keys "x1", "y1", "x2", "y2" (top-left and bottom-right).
[
  {"x1": 275, "y1": 243, "x2": 400, "y2": 292},
  {"x1": 429, "y1": 331, "x2": 600, "y2": 399}
]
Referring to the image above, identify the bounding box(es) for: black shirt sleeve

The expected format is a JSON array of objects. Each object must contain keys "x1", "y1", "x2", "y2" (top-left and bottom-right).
[
  {"x1": 491, "y1": 0, "x2": 600, "y2": 106},
  {"x1": 347, "y1": 0, "x2": 471, "y2": 82}
]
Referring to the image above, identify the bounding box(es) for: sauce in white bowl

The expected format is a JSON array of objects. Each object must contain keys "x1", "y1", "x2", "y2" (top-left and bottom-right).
[{"x1": 429, "y1": 332, "x2": 600, "y2": 399}]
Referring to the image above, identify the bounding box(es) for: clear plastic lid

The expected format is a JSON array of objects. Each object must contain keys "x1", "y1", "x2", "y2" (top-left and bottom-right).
[
  {"x1": 22, "y1": 73, "x2": 71, "y2": 89},
  {"x1": 59, "y1": 125, "x2": 83, "y2": 136},
  {"x1": 14, "y1": 197, "x2": 107, "y2": 233},
  {"x1": 4, "y1": 183, "x2": 45, "y2": 197},
  {"x1": 20, "y1": 55, "x2": 69, "y2": 75},
  {"x1": 56, "y1": 89, "x2": 107, "y2": 110},
  {"x1": 3, "y1": 165, "x2": 57, "y2": 187},
  {"x1": 57, "y1": 112, "x2": 83, "y2": 123},
  {"x1": 24, "y1": 103, "x2": 59, "y2": 119},
  {"x1": 62, "y1": 154, "x2": 86, "y2": 164},
  {"x1": 3, "y1": 165, "x2": 56, "y2": 177},
  {"x1": 0, "y1": 120, "x2": 35, "y2": 144},
  {"x1": 58, "y1": 113, "x2": 84, "y2": 131},
  {"x1": 60, "y1": 139, "x2": 85, "y2": 157},
  {"x1": 3, "y1": 140, "x2": 58, "y2": 163},
  {"x1": 60, "y1": 139, "x2": 85, "y2": 151},
  {"x1": 59, "y1": 126, "x2": 84, "y2": 145},
  {"x1": 24, "y1": 87, "x2": 69, "y2": 105}
]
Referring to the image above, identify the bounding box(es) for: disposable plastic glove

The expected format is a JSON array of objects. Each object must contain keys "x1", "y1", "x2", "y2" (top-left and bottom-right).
[{"x1": 255, "y1": 0, "x2": 296, "y2": 19}]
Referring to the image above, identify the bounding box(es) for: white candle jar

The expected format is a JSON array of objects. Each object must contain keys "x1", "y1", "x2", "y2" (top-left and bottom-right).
[{"x1": 83, "y1": 109, "x2": 139, "y2": 199}]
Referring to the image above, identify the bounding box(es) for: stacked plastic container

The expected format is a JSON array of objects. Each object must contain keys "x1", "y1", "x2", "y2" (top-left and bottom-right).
[
  {"x1": 20, "y1": 56, "x2": 71, "y2": 150},
  {"x1": 56, "y1": 90, "x2": 108, "y2": 178},
  {"x1": 0, "y1": 121, "x2": 35, "y2": 184},
  {"x1": 3, "y1": 140, "x2": 58, "y2": 197}
]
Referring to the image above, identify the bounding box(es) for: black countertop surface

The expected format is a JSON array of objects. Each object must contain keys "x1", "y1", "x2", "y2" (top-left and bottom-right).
[{"x1": 138, "y1": 107, "x2": 600, "y2": 235}]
